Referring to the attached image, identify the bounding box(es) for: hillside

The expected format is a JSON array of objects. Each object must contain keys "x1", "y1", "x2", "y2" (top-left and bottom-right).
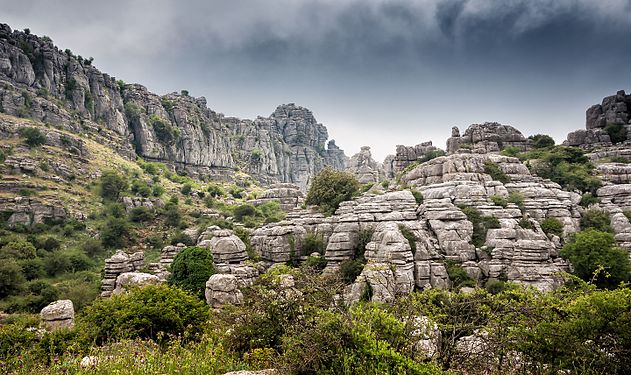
[{"x1": 1, "y1": 23, "x2": 631, "y2": 375}]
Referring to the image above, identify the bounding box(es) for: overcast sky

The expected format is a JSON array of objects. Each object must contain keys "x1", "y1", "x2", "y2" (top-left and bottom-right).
[{"x1": 3, "y1": 0, "x2": 631, "y2": 160}]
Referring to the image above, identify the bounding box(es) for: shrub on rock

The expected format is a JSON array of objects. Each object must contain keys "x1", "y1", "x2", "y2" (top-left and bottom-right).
[
  {"x1": 305, "y1": 168, "x2": 360, "y2": 215},
  {"x1": 168, "y1": 246, "x2": 215, "y2": 298}
]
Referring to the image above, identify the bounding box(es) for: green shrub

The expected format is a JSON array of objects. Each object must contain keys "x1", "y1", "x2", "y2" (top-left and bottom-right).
[
  {"x1": 169, "y1": 231, "x2": 194, "y2": 246},
  {"x1": 131, "y1": 179, "x2": 152, "y2": 197},
  {"x1": 610, "y1": 156, "x2": 631, "y2": 163},
  {"x1": 164, "y1": 202, "x2": 182, "y2": 228},
  {"x1": 81, "y1": 237, "x2": 104, "y2": 257},
  {"x1": 99, "y1": 170, "x2": 129, "y2": 201},
  {"x1": 18, "y1": 127, "x2": 47, "y2": 146},
  {"x1": 518, "y1": 217, "x2": 534, "y2": 230},
  {"x1": 80, "y1": 284, "x2": 207, "y2": 344},
  {"x1": 256, "y1": 201, "x2": 286, "y2": 223},
  {"x1": 461, "y1": 206, "x2": 501, "y2": 247},
  {"x1": 167, "y1": 246, "x2": 215, "y2": 298},
  {"x1": 305, "y1": 168, "x2": 360, "y2": 215},
  {"x1": 152, "y1": 184, "x2": 165, "y2": 197},
  {"x1": 228, "y1": 185, "x2": 244, "y2": 199},
  {"x1": 0, "y1": 259, "x2": 25, "y2": 297},
  {"x1": 19, "y1": 258, "x2": 45, "y2": 280},
  {"x1": 507, "y1": 191, "x2": 525, "y2": 210},
  {"x1": 304, "y1": 255, "x2": 328, "y2": 271},
  {"x1": 580, "y1": 209, "x2": 612, "y2": 233},
  {"x1": 561, "y1": 229, "x2": 630, "y2": 288},
  {"x1": 398, "y1": 225, "x2": 416, "y2": 255},
  {"x1": 500, "y1": 146, "x2": 521, "y2": 157},
  {"x1": 579, "y1": 192, "x2": 600, "y2": 207},
  {"x1": 302, "y1": 233, "x2": 325, "y2": 255},
  {"x1": 340, "y1": 259, "x2": 365, "y2": 284},
  {"x1": 233, "y1": 226, "x2": 255, "y2": 259},
  {"x1": 151, "y1": 115, "x2": 179, "y2": 144},
  {"x1": 0, "y1": 240, "x2": 37, "y2": 259},
  {"x1": 446, "y1": 261, "x2": 476, "y2": 289},
  {"x1": 490, "y1": 194, "x2": 508, "y2": 208},
  {"x1": 181, "y1": 183, "x2": 192, "y2": 195},
  {"x1": 529, "y1": 134, "x2": 555, "y2": 149},
  {"x1": 207, "y1": 183, "x2": 225, "y2": 197},
  {"x1": 541, "y1": 217, "x2": 564, "y2": 238},
  {"x1": 410, "y1": 189, "x2": 423, "y2": 205},
  {"x1": 483, "y1": 160, "x2": 510, "y2": 183},
  {"x1": 605, "y1": 122, "x2": 627, "y2": 144},
  {"x1": 100, "y1": 216, "x2": 132, "y2": 248},
  {"x1": 233, "y1": 204, "x2": 256, "y2": 222},
  {"x1": 129, "y1": 206, "x2": 153, "y2": 222}
]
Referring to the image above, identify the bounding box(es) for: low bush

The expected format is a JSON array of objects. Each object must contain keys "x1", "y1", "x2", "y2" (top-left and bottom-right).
[
  {"x1": 168, "y1": 246, "x2": 215, "y2": 298},
  {"x1": 18, "y1": 127, "x2": 47, "y2": 146},
  {"x1": 541, "y1": 217, "x2": 564, "y2": 238},
  {"x1": 305, "y1": 168, "x2": 360, "y2": 215},
  {"x1": 129, "y1": 206, "x2": 153, "y2": 222},
  {"x1": 483, "y1": 160, "x2": 510, "y2": 183},
  {"x1": 580, "y1": 209, "x2": 612, "y2": 233}
]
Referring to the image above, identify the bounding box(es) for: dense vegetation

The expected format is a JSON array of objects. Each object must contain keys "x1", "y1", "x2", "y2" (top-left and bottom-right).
[{"x1": 305, "y1": 168, "x2": 360, "y2": 215}]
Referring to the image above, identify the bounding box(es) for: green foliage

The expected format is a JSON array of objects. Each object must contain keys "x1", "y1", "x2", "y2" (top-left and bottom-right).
[
  {"x1": 181, "y1": 183, "x2": 192, "y2": 195},
  {"x1": 579, "y1": 192, "x2": 600, "y2": 207},
  {"x1": 507, "y1": 191, "x2": 525, "y2": 210},
  {"x1": 81, "y1": 237, "x2": 104, "y2": 257},
  {"x1": 99, "y1": 170, "x2": 129, "y2": 201},
  {"x1": 160, "y1": 97, "x2": 175, "y2": 112},
  {"x1": 561, "y1": 229, "x2": 630, "y2": 288},
  {"x1": 150, "y1": 115, "x2": 179, "y2": 145},
  {"x1": 18, "y1": 127, "x2": 46, "y2": 146},
  {"x1": 0, "y1": 239, "x2": 37, "y2": 259},
  {"x1": 580, "y1": 209, "x2": 612, "y2": 233},
  {"x1": 398, "y1": 225, "x2": 416, "y2": 255},
  {"x1": 130, "y1": 178, "x2": 152, "y2": 197},
  {"x1": 302, "y1": 233, "x2": 325, "y2": 255},
  {"x1": 528, "y1": 134, "x2": 555, "y2": 149},
  {"x1": 152, "y1": 184, "x2": 165, "y2": 197},
  {"x1": 490, "y1": 194, "x2": 508, "y2": 208},
  {"x1": 624, "y1": 210, "x2": 631, "y2": 223},
  {"x1": 303, "y1": 255, "x2": 327, "y2": 271},
  {"x1": 233, "y1": 204, "x2": 256, "y2": 222},
  {"x1": 164, "y1": 202, "x2": 182, "y2": 228},
  {"x1": 605, "y1": 122, "x2": 627, "y2": 144},
  {"x1": 500, "y1": 145, "x2": 521, "y2": 157},
  {"x1": 64, "y1": 77, "x2": 77, "y2": 100},
  {"x1": 207, "y1": 183, "x2": 225, "y2": 197},
  {"x1": 228, "y1": 185, "x2": 244, "y2": 199},
  {"x1": 168, "y1": 246, "x2": 215, "y2": 298},
  {"x1": 483, "y1": 160, "x2": 510, "y2": 183},
  {"x1": 169, "y1": 231, "x2": 194, "y2": 246},
  {"x1": 541, "y1": 217, "x2": 564, "y2": 238},
  {"x1": 524, "y1": 146, "x2": 602, "y2": 194},
  {"x1": 129, "y1": 206, "x2": 153, "y2": 222},
  {"x1": 81, "y1": 284, "x2": 207, "y2": 344},
  {"x1": 518, "y1": 217, "x2": 534, "y2": 230},
  {"x1": 410, "y1": 188, "x2": 423, "y2": 205},
  {"x1": 124, "y1": 102, "x2": 143, "y2": 122},
  {"x1": 0, "y1": 259, "x2": 25, "y2": 297},
  {"x1": 100, "y1": 216, "x2": 132, "y2": 248},
  {"x1": 446, "y1": 261, "x2": 476, "y2": 289},
  {"x1": 461, "y1": 206, "x2": 501, "y2": 247},
  {"x1": 305, "y1": 168, "x2": 360, "y2": 215}
]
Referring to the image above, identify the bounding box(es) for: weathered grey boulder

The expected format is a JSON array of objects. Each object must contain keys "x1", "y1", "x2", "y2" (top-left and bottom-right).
[
  {"x1": 112, "y1": 272, "x2": 160, "y2": 295},
  {"x1": 447, "y1": 123, "x2": 530, "y2": 154},
  {"x1": 251, "y1": 183, "x2": 304, "y2": 211},
  {"x1": 347, "y1": 146, "x2": 384, "y2": 184},
  {"x1": 205, "y1": 274, "x2": 244, "y2": 307},
  {"x1": 40, "y1": 300, "x2": 74, "y2": 331},
  {"x1": 198, "y1": 228, "x2": 248, "y2": 264}
]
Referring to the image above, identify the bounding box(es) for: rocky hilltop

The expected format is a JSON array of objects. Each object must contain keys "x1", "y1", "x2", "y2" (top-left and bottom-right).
[{"x1": 0, "y1": 24, "x2": 346, "y2": 189}]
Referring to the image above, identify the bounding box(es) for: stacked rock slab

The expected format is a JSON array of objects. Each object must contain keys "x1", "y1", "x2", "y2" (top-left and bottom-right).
[
  {"x1": 346, "y1": 146, "x2": 384, "y2": 184},
  {"x1": 393, "y1": 141, "x2": 440, "y2": 175},
  {"x1": 40, "y1": 300, "x2": 74, "y2": 331},
  {"x1": 250, "y1": 183, "x2": 304, "y2": 211},
  {"x1": 198, "y1": 227, "x2": 248, "y2": 264},
  {"x1": 0, "y1": 196, "x2": 67, "y2": 227},
  {"x1": 446, "y1": 123, "x2": 530, "y2": 154},
  {"x1": 112, "y1": 272, "x2": 161, "y2": 295},
  {"x1": 101, "y1": 250, "x2": 144, "y2": 297},
  {"x1": 205, "y1": 274, "x2": 244, "y2": 308},
  {"x1": 401, "y1": 153, "x2": 574, "y2": 290}
]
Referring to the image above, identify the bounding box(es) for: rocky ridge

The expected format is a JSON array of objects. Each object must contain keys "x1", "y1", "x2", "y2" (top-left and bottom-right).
[{"x1": 0, "y1": 24, "x2": 347, "y2": 190}]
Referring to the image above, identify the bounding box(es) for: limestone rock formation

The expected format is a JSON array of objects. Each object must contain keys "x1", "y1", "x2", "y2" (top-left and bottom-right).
[
  {"x1": 40, "y1": 300, "x2": 74, "y2": 331},
  {"x1": 198, "y1": 227, "x2": 248, "y2": 264},
  {"x1": 112, "y1": 272, "x2": 160, "y2": 295},
  {"x1": 101, "y1": 250, "x2": 144, "y2": 297},
  {"x1": 205, "y1": 274, "x2": 244, "y2": 307},
  {"x1": 346, "y1": 146, "x2": 384, "y2": 184},
  {"x1": 0, "y1": 25, "x2": 347, "y2": 187},
  {"x1": 0, "y1": 196, "x2": 67, "y2": 227},
  {"x1": 251, "y1": 183, "x2": 304, "y2": 211},
  {"x1": 393, "y1": 141, "x2": 441, "y2": 175},
  {"x1": 447, "y1": 123, "x2": 530, "y2": 154}
]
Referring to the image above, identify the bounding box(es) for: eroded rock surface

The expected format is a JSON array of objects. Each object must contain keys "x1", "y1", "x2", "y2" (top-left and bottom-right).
[{"x1": 40, "y1": 300, "x2": 74, "y2": 331}]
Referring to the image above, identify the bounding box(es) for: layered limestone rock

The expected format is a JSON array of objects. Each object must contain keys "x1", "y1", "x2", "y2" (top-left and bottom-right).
[
  {"x1": 40, "y1": 300, "x2": 74, "y2": 331},
  {"x1": 0, "y1": 25, "x2": 347, "y2": 187},
  {"x1": 346, "y1": 146, "x2": 384, "y2": 184},
  {"x1": 565, "y1": 90, "x2": 631, "y2": 149},
  {"x1": 393, "y1": 142, "x2": 441, "y2": 175},
  {"x1": 112, "y1": 272, "x2": 160, "y2": 295},
  {"x1": 0, "y1": 196, "x2": 67, "y2": 227},
  {"x1": 197, "y1": 227, "x2": 248, "y2": 264},
  {"x1": 101, "y1": 250, "x2": 144, "y2": 297},
  {"x1": 205, "y1": 274, "x2": 244, "y2": 307},
  {"x1": 446, "y1": 123, "x2": 530, "y2": 154},
  {"x1": 251, "y1": 183, "x2": 304, "y2": 211}
]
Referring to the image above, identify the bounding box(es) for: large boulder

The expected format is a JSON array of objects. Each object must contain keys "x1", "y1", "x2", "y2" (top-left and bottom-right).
[
  {"x1": 205, "y1": 274, "x2": 243, "y2": 307},
  {"x1": 112, "y1": 272, "x2": 161, "y2": 295},
  {"x1": 40, "y1": 300, "x2": 74, "y2": 331}
]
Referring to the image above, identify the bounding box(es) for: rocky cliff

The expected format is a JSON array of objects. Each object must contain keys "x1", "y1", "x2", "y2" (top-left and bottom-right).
[{"x1": 0, "y1": 24, "x2": 346, "y2": 189}]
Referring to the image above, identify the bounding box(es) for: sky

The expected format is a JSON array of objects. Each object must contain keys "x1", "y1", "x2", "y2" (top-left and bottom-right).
[{"x1": 2, "y1": 0, "x2": 631, "y2": 161}]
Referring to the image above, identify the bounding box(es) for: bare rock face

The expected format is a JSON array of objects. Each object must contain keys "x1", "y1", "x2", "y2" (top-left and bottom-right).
[
  {"x1": 393, "y1": 141, "x2": 441, "y2": 175},
  {"x1": 205, "y1": 274, "x2": 244, "y2": 307},
  {"x1": 0, "y1": 196, "x2": 67, "y2": 227},
  {"x1": 251, "y1": 183, "x2": 304, "y2": 211},
  {"x1": 198, "y1": 227, "x2": 248, "y2": 264},
  {"x1": 347, "y1": 146, "x2": 384, "y2": 184},
  {"x1": 40, "y1": 300, "x2": 74, "y2": 331},
  {"x1": 112, "y1": 272, "x2": 160, "y2": 295},
  {"x1": 447, "y1": 123, "x2": 530, "y2": 154},
  {"x1": 101, "y1": 250, "x2": 144, "y2": 297},
  {"x1": 586, "y1": 90, "x2": 631, "y2": 130},
  {"x1": 0, "y1": 25, "x2": 347, "y2": 187}
]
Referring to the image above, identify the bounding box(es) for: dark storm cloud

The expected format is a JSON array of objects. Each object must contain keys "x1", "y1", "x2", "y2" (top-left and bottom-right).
[{"x1": 2, "y1": 0, "x2": 631, "y2": 159}]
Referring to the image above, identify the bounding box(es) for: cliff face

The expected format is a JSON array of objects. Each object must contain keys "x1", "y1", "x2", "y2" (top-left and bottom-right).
[{"x1": 0, "y1": 24, "x2": 346, "y2": 189}]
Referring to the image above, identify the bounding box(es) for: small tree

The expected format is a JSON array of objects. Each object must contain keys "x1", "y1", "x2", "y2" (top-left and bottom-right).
[
  {"x1": 561, "y1": 229, "x2": 631, "y2": 288},
  {"x1": 168, "y1": 246, "x2": 215, "y2": 298},
  {"x1": 99, "y1": 170, "x2": 128, "y2": 201},
  {"x1": 580, "y1": 209, "x2": 612, "y2": 233},
  {"x1": 305, "y1": 168, "x2": 360, "y2": 215},
  {"x1": 18, "y1": 127, "x2": 46, "y2": 147},
  {"x1": 529, "y1": 134, "x2": 555, "y2": 149}
]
